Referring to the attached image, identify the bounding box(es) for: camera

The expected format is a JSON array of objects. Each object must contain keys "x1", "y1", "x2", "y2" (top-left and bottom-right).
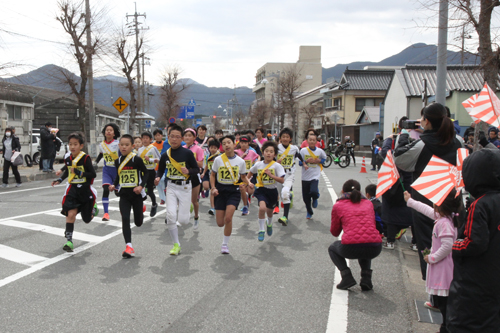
[{"x1": 402, "y1": 120, "x2": 420, "y2": 130}]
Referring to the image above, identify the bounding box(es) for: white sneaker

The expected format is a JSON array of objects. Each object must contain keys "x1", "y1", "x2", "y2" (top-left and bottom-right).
[
  {"x1": 221, "y1": 244, "x2": 229, "y2": 254},
  {"x1": 383, "y1": 242, "x2": 395, "y2": 250},
  {"x1": 193, "y1": 219, "x2": 199, "y2": 232},
  {"x1": 176, "y1": 221, "x2": 181, "y2": 227},
  {"x1": 410, "y1": 244, "x2": 418, "y2": 252},
  {"x1": 1, "y1": 183, "x2": 8, "y2": 188},
  {"x1": 15, "y1": 183, "x2": 22, "y2": 187}
]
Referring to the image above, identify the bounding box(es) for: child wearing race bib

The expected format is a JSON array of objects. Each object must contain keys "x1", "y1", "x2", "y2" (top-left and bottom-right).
[
  {"x1": 94, "y1": 123, "x2": 121, "y2": 221},
  {"x1": 51, "y1": 132, "x2": 97, "y2": 252},
  {"x1": 155, "y1": 124, "x2": 200, "y2": 256},
  {"x1": 138, "y1": 132, "x2": 161, "y2": 217},
  {"x1": 133, "y1": 136, "x2": 142, "y2": 154},
  {"x1": 235, "y1": 135, "x2": 260, "y2": 216},
  {"x1": 152, "y1": 129, "x2": 165, "y2": 204},
  {"x1": 201, "y1": 139, "x2": 220, "y2": 216},
  {"x1": 183, "y1": 128, "x2": 205, "y2": 231},
  {"x1": 210, "y1": 135, "x2": 250, "y2": 254},
  {"x1": 299, "y1": 132, "x2": 326, "y2": 219},
  {"x1": 247, "y1": 141, "x2": 285, "y2": 242},
  {"x1": 108, "y1": 134, "x2": 149, "y2": 258},
  {"x1": 276, "y1": 127, "x2": 303, "y2": 226}
]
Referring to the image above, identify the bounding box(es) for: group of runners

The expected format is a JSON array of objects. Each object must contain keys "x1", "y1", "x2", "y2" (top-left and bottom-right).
[{"x1": 52, "y1": 122, "x2": 327, "y2": 257}]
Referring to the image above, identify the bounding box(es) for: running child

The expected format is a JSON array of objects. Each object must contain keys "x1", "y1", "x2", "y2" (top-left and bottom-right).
[
  {"x1": 155, "y1": 124, "x2": 199, "y2": 255},
  {"x1": 404, "y1": 190, "x2": 459, "y2": 333},
  {"x1": 276, "y1": 127, "x2": 303, "y2": 226},
  {"x1": 201, "y1": 139, "x2": 220, "y2": 216},
  {"x1": 247, "y1": 141, "x2": 285, "y2": 242},
  {"x1": 183, "y1": 128, "x2": 205, "y2": 231},
  {"x1": 108, "y1": 134, "x2": 149, "y2": 258},
  {"x1": 94, "y1": 123, "x2": 121, "y2": 221},
  {"x1": 133, "y1": 136, "x2": 142, "y2": 153},
  {"x1": 299, "y1": 132, "x2": 326, "y2": 219},
  {"x1": 51, "y1": 132, "x2": 97, "y2": 252},
  {"x1": 138, "y1": 132, "x2": 161, "y2": 217},
  {"x1": 152, "y1": 129, "x2": 165, "y2": 205},
  {"x1": 254, "y1": 127, "x2": 267, "y2": 150},
  {"x1": 210, "y1": 135, "x2": 250, "y2": 254},
  {"x1": 235, "y1": 135, "x2": 260, "y2": 215}
]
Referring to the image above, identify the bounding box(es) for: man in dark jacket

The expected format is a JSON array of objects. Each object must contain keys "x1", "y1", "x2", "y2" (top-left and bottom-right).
[
  {"x1": 40, "y1": 122, "x2": 55, "y2": 172},
  {"x1": 447, "y1": 148, "x2": 500, "y2": 332},
  {"x1": 370, "y1": 132, "x2": 382, "y2": 171}
]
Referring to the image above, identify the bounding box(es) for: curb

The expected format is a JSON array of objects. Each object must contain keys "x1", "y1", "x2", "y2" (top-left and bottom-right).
[{"x1": 8, "y1": 169, "x2": 59, "y2": 184}]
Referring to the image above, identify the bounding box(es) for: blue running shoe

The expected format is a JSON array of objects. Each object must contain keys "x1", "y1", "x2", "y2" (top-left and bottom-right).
[
  {"x1": 258, "y1": 231, "x2": 265, "y2": 242},
  {"x1": 242, "y1": 206, "x2": 249, "y2": 215},
  {"x1": 266, "y1": 223, "x2": 273, "y2": 236},
  {"x1": 312, "y1": 198, "x2": 318, "y2": 208},
  {"x1": 306, "y1": 212, "x2": 313, "y2": 219}
]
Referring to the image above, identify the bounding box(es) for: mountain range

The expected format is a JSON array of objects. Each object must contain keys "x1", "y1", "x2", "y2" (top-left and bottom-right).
[{"x1": 1, "y1": 43, "x2": 480, "y2": 120}]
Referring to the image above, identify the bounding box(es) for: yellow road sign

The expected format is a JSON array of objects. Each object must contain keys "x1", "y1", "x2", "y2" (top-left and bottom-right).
[{"x1": 113, "y1": 97, "x2": 129, "y2": 113}]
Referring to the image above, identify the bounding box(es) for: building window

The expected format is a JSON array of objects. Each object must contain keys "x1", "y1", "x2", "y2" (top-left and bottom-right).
[
  {"x1": 324, "y1": 98, "x2": 332, "y2": 108},
  {"x1": 355, "y1": 98, "x2": 383, "y2": 111},
  {"x1": 7, "y1": 105, "x2": 22, "y2": 120},
  {"x1": 333, "y1": 98, "x2": 341, "y2": 110}
]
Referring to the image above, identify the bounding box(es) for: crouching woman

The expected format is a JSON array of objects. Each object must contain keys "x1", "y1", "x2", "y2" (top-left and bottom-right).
[{"x1": 328, "y1": 179, "x2": 383, "y2": 291}]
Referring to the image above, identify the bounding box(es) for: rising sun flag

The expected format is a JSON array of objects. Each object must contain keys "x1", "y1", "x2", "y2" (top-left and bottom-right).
[
  {"x1": 376, "y1": 150, "x2": 400, "y2": 198},
  {"x1": 462, "y1": 83, "x2": 500, "y2": 128},
  {"x1": 411, "y1": 148, "x2": 469, "y2": 205}
]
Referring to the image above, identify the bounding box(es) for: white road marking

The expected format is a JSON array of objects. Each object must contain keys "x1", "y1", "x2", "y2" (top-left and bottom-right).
[
  {"x1": 0, "y1": 220, "x2": 103, "y2": 243},
  {"x1": 0, "y1": 244, "x2": 47, "y2": 266},
  {"x1": 0, "y1": 208, "x2": 166, "y2": 288},
  {"x1": 0, "y1": 179, "x2": 102, "y2": 195},
  {"x1": 322, "y1": 171, "x2": 348, "y2": 333},
  {"x1": 43, "y1": 212, "x2": 123, "y2": 228}
]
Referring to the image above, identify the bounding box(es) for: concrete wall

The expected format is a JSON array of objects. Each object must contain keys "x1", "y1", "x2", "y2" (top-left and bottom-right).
[
  {"x1": 383, "y1": 74, "x2": 408, "y2": 136},
  {"x1": 359, "y1": 124, "x2": 379, "y2": 146}
]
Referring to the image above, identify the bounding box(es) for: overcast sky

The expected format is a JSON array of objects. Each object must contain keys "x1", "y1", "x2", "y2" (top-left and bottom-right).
[{"x1": 0, "y1": 0, "x2": 473, "y2": 88}]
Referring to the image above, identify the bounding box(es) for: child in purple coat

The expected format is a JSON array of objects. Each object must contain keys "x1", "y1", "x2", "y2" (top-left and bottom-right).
[{"x1": 404, "y1": 189, "x2": 460, "y2": 333}]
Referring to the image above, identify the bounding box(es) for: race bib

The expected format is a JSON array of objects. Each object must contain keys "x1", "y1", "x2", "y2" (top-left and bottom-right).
[
  {"x1": 119, "y1": 169, "x2": 138, "y2": 188},
  {"x1": 256, "y1": 168, "x2": 275, "y2": 185},
  {"x1": 305, "y1": 155, "x2": 318, "y2": 168},
  {"x1": 207, "y1": 160, "x2": 214, "y2": 171},
  {"x1": 143, "y1": 156, "x2": 156, "y2": 170},
  {"x1": 245, "y1": 160, "x2": 253, "y2": 171},
  {"x1": 103, "y1": 153, "x2": 116, "y2": 166},
  {"x1": 217, "y1": 166, "x2": 240, "y2": 185},
  {"x1": 70, "y1": 165, "x2": 86, "y2": 184},
  {"x1": 167, "y1": 161, "x2": 186, "y2": 180},
  {"x1": 278, "y1": 154, "x2": 294, "y2": 169}
]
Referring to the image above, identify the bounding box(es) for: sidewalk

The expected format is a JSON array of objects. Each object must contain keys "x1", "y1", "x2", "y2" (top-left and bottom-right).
[{"x1": 4, "y1": 163, "x2": 65, "y2": 185}]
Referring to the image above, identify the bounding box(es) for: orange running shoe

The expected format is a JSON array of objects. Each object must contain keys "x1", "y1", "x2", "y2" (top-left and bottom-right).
[
  {"x1": 273, "y1": 206, "x2": 279, "y2": 214},
  {"x1": 143, "y1": 204, "x2": 146, "y2": 213},
  {"x1": 102, "y1": 213, "x2": 110, "y2": 221},
  {"x1": 122, "y1": 245, "x2": 135, "y2": 258}
]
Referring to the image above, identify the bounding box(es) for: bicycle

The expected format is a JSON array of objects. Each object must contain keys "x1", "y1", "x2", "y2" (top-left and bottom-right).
[{"x1": 323, "y1": 141, "x2": 349, "y2": 168}]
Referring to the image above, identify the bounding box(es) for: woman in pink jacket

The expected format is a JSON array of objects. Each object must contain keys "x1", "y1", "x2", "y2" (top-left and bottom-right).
[{"x1": 329, "y1": 179, "x2": 382, "y2": 291}]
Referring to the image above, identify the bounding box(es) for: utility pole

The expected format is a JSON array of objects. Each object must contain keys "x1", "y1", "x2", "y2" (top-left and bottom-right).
[
  {"x1": 435, "y1": 0, "x2": 448, "y2": 105},
  {"x1": 126, "y1": 3, "x2": 146, "y2": 133},
  {"x1": 85, "y1": 0, "x2": 96, "y2": 158}
]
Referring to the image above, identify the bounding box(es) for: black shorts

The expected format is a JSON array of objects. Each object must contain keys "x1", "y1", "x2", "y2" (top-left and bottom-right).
[
  {"x1": 214, "y1": 189, "x2": 241, "y2": 210},
  {"x1": 61, "y1": 184, "x2": 96, "y2": 222},
  {"x1": 254, "y1": 187, "x2": 278, "y2": 209},
  {"x1": 191, "y1": 174, "x2": 201, "y2": 188},
  {"x1": 202, "y1": 171, "x2": 210, "y2": 183}
]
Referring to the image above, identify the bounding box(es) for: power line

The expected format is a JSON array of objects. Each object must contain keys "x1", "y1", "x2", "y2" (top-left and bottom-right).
[{"x1": 0, "y1": 28, "x2": 66, "y2": 45}]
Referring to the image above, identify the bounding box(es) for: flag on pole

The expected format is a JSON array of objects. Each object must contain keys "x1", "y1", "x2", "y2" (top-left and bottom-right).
[
  {"x1": 456, "y1": 148, "x2": 469, "y2": 192},
  {"x1": 462, "y1": 83, "x2": 500, "y2": 128},
  {"x1": 376, "y1": 150, "x2": 400, "y2": 198}
]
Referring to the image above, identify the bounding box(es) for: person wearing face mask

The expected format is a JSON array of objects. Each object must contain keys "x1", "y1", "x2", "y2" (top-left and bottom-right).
[
  {"x1": 1, "y1": 128, "x2": 22, "y2": 187},
  {"x1": 40, "y1": 122, "x2": 56, "y2": 172}
]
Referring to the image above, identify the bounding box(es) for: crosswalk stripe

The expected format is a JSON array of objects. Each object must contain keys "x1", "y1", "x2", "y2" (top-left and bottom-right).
[
  {"x1": 0, "y1": 220, "x2": 103, "y2": 243},
  {"x1": 43, "y1": 212, "x2": 123, "y2": 228},
  {"x1": 0, "y1": 244, "x2": 48, "y2": 266}
]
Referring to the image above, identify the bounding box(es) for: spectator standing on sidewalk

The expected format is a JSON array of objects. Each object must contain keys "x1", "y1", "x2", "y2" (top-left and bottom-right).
[
  {"x1": 370, "y1": 132, "x2": 382, "y2": 171},
  {"x1": 40, "y1": 122, "x2": 56, "y2": 172},
  {"x1": 1, "y1": 127, "x2": 21, "y2": 187}
]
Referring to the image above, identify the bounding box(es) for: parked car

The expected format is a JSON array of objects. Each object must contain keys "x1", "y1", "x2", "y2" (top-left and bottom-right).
[{"x1": 30, "y1": 134, "x2": 68, "y2": 165}]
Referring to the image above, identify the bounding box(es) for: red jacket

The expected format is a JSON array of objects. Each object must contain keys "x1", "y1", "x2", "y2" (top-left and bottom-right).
[{"x1": 331, "y1": 198, "x2": 382, "y2": 244}]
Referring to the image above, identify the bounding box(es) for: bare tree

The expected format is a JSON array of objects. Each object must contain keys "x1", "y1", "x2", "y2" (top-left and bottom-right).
[
  {"x1": 212, "y1": 116, "x2": 222, "y2": 132},
  {"x1": 250, "y1": 100, "x2": 269, "y2": 128},
  {"x1": 115, "y1": 27, "x2": 142, "y2": 132},
  {"x1": 277, "y1": 64, "x2": 305, "y2": 137},
  {"x1": 55, "y1": 0, "x2": 106, "y2": 137},
  {"x1": 233, "y1": 108, "x2": 246, "y2": 130},
  {"x1": 302, "y1": 104, "x2": 322, "y2": 129},
  {"x1": 158, "y1": 66, "x2": 190, "y2": 123}
]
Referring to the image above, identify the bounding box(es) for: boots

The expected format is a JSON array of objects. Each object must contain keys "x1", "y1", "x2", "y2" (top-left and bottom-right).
[
  {"x1": 360, "y1": 269, "x2": 373, "y2": 291},
  {"x1": 336, "y1": 268, "x2": 357, "y2": 290}
]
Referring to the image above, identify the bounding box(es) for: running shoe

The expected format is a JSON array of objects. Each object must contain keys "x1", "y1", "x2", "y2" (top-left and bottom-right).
[
  {"x1": 160, "y1": 200, "x2": 165, "y2": 205},
  {"x1": 1, "y1": 183, "x2": 8, "y2": 188},
  {"x1": 190, "y1": 203, "x2": 194, "y2": 213},
  {"x1": 143, "y1": 204, "x2": 146, "y2": 213},
  {"x1": 312, "y1": 198, "x2": 318, "y2": 208},
  {"x1": 248, "y1": 196, "x2": 251, "y2": 205},
  {"x1": 306, "y1": 212, "x2": 313, "y2": 219},
  {"x1": 424, "y1": 301, "x2": 440, "y2": 312},
  {"x1": 205, "y1": 190, "x2": 209, "y2": 197},
  {"x1": 150, "y1": 204, "x2": 158, "y2": 217},
  {"x1": 241, "y1": 206, "x2": 249, "y2": 215},
  {"x1": 15, "y1": 183, "x2": 22, "y2": 187},
  {"x1": 92, "y1": 203, "x2": 99, "y2": 217},
  {"x1": 102, "y1": 213, "x2": 110, "y2": 221},
  {"x1": 281, "y1": 201, "x2": 284, "y2": 208},
  {"x1": 273, "y1": 206, "x2": 279, "y2": 214},
  {"x1": 208, "y1": 208, "x2": 215, "y2": 216},
  {"x1": 266, "y1": 223, "x2": 273, "y2": 236},
  {"x1": 201, "y1": 191, "x2": 206, "y2": 198},
  {"x1": 63, "y1": 241, "x2": 74, "y2": 252},
  {"x1": 193, "y1": 218, "x2": 199, "y2": 232},
  {"x1": 221, "y1": 244, "x2": 229, "y2": 254},
  {"x1": 278, "y1": 216, "x2": 288, "y2": 226},
  {"x1": 258, "y1": 231, "x2": 265, "y2": 242},
  {"x1": 395, "y1": 228, "x2": 407, "y2": 240},
  {"x1": 383, "y1": 241, "x2": 395, "y2": 250},
  {"x1": 170, "y1": 243, "x2": 181, "y2": 255},
  {"x1": 410, "y1": 244, "x2": 418, "y2": 252},
  {"x1": 122, "y1": 245, "x2": 135, "y2": 258},
  {"x1": 176, "y1": 221, "x2": 182, "y2": 227}
]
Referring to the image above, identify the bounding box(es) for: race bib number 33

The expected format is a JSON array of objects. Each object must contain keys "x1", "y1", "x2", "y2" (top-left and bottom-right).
[
  {"x1": 217, "y1": 166, "x2": 240, "y2": 184},
  {"x1": 279, "y1": 154, "x2": 294, "y2": 168},
  {"x1": 119, "y1": 170, "x2": 138, "y2": 188}
]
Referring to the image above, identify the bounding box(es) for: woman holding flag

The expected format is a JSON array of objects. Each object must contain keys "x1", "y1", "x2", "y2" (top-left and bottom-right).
[{"x1": 393, "y1": 103, "x2": 462, "y2": 280}]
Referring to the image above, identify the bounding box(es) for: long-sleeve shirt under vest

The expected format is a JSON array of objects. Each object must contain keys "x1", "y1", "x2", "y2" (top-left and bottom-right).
[
  {"x1": 112, "y1": 154, "x2": 149, "y2": 190},
  {"x1": 60, "y1": 153, "x2": 96, "y2": 186},
  {"x1": 156, "y1": 146, "x2": 200, "y2": 181}
]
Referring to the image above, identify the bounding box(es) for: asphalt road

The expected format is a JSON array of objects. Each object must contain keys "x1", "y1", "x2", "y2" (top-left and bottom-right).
[{"x1": 0, "y1": 160, "x2": 414, "y2": 333}]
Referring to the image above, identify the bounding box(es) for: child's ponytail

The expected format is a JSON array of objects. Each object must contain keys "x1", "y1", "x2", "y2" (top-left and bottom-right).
[{"x1": 342, "y1": 179, "x2": 362, "y2": 204}]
